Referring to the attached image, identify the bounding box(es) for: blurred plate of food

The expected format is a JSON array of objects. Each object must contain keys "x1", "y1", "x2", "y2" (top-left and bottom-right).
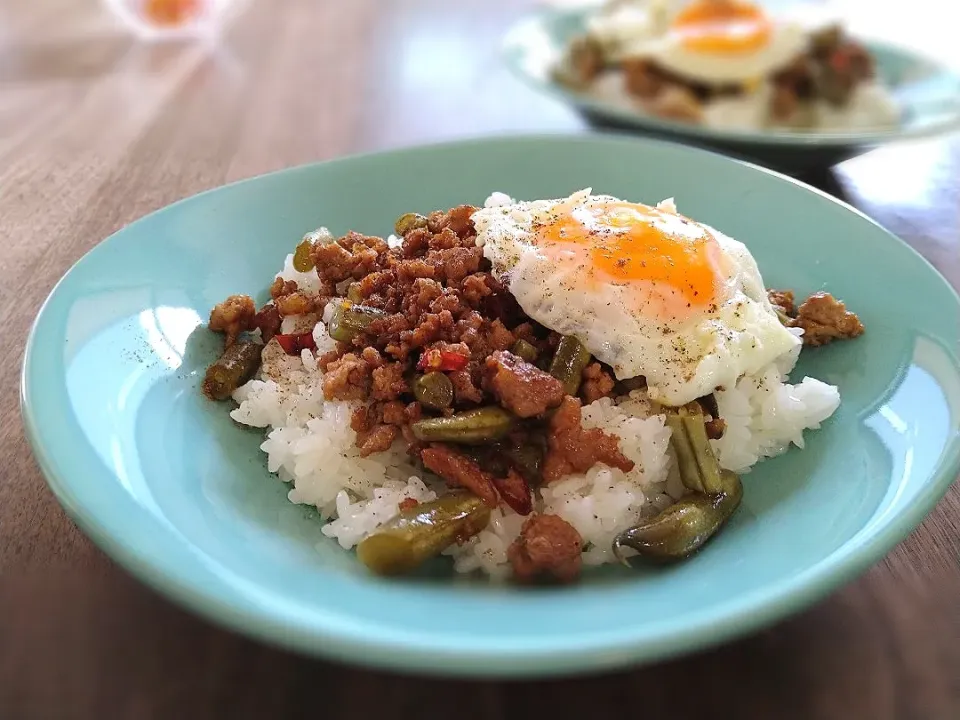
[{"x1": 505, "y1": 0, "x2": 960, "y2": 170}]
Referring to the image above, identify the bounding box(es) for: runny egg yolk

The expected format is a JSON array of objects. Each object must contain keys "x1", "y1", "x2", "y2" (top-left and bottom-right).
[
  {"x1": 534, "y1": 201, "x2": 723, "y2": 321},
  {"x1": 670, "y1": 0, "x2": 772, "y2": 54}
]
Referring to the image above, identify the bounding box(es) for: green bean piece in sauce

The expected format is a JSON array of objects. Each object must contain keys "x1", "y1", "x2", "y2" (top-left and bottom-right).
[
  {"x1": 327, "y1": 302, "x2": 388, "y2": 343},
  {"x1": 292, "y1": 238, "x2": 315, "y2": 273},
  {"x1": 664, "y1": 404, "x2": 724, "y2": 494},
  {"x1": 511, "y1": 339, "x2": 539, "y2": 364},
  {"x1": 498, "y1": 441, "x2": 544, "y2": 485},
  {"x1": 612, "y1": 470, "x2": 742, "y2": 563},
  {"x1": 410, "y1": 407, "x2": 515, "y2": 444},
  {"x1": 202, "y1": 341, "x2": 263, "y2": 401},
  {"x1": 357, "y1": 493, "x2": 491, "y2": 575},
  {"x1": 548, "y1": 335, "x2": 592, "y2": 396},
  {"x1": 394, "y1": 212, "x2": 429, "y2": 237},
  {"x1": 412, "y1": 372, "x2": 455, "y2": 410}
]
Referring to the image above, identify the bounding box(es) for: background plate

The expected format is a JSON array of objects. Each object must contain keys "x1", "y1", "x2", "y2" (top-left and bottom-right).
[{"x1": 502, "y1": 9, "x2": 960, "y2": 170}]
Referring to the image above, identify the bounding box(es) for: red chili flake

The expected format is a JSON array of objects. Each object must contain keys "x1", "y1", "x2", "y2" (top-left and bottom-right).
[
  {"x1": 417, "y1": 348, "x2": 469, "y2": 372},
  {"x1": 398, "y1": 498, "x2": 419, "y2": 512},
  {"x1": 275, "y1": 332, "x2": 317, "y2": 355},
  {"x1": 492, "y1": 470, "x2": 533, "y2": 516}
]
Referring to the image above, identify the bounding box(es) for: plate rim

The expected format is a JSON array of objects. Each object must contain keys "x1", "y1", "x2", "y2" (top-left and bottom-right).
[
  {"x1": 501, "y1": 7, "x2": 960, "y2": 148},
  {"x1": 20, "y1": 133, "x2": 960, "y2": 677}
]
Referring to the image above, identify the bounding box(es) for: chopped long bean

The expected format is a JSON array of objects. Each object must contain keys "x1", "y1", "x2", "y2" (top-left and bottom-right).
[
  {"x1": 548, "y1": 335, "x2": 592, "y2": 395},
  {"x1": 202, "y1": 340, "x2": 262, "y2": 401},
  {"x1": 665, "y1": 404, "x2": 723, "y2": 494},
  {"x1": 612, "y1": 470, "x2": 742, "y2": 563},
  {"x1": 511, "y1": 339, "x2": 539, "y2": 364},
  {"x1": 410, "y1": 407, "x2": 515, "y2": 444},
  {"x1": 412, "y1": 372, "x2": 454, "y2": 410},
  {"x1": 327, "y1": 301, "x2": 387, "y2": 343},
  {"x1": 394, "y1": 212, "x2": 429, "y2": 236},
  {"x1": 292, "y1": 238, "x2": 315, "y2": 272},
  {"x1": 357, "y1": 493, "x2": 491, "y2": 575}
]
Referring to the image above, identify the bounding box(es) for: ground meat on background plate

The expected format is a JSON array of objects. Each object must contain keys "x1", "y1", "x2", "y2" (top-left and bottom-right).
[
  {"x1": 556, "y1": 35, "x2": 605, "y2": 87},
  {"x1": 561, "y1": 23, "x2": 878, "y2": 127}
]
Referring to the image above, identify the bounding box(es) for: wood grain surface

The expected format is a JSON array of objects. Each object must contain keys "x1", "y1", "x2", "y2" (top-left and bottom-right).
[{"x1": 1, "y1": 1, "x2": 958, "y2": 718}]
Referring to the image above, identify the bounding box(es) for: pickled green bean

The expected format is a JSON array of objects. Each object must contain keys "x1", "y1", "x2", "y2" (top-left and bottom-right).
[
  {"x1": 548, "y1": 335, "x2": 592, "y2": 396},
  {"x1": 612, "y1": 470, "x2": 742, "y2": 563},
  {"x1": 202, "y1": 340, "x2": 262, "y2": 401},
  {"x1": 327, "y1": 302, "x2": 387, "y2": 343},
  {"x1": 665, "y1": 404, "x2": 723, "y2": 494},
  {"x1": 357, "y1": 493, "x2": 491, "y2": 575},
  {"x1": 394, "y1": 212, "x2": 429, "y2": 237},
  {"x1": 413, "y1": 372, "x2": 454, "y2": 410},
  {"x1": 410, "y1": 407, "x2": 515, "y2": 444},
  {"x1": 511, "y1": 339, "x2": 539, "y2": 364},
  {"x1": 292, "y1": 238, "x2": 314, "y2": 272}
]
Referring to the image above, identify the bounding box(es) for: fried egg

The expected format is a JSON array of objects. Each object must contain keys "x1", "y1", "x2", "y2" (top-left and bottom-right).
[
  {"x1": 619, "y1": 0, "x2": 814, "y2": 85},
  {"x1": 473, "y1": 190, "x2": 800, "y2": 407}
]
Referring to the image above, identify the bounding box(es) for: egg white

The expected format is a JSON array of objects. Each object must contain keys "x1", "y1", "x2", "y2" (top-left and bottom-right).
[
  {"x1": 626, "y1": 19, "x2": 808, "y2": 85},
  {"x1": 592, "y1": 0, "x2": 845, "y2": 86},
  {"x1": 473, "y1": 190, "x2": 801, "y2": 407},
  {"x1": 587, "y1": 0, "x2": 672, "y2": 62}
]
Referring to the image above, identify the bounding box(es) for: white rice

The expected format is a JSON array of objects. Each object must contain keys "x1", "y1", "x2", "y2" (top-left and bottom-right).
[
  {"x1": 587, "y1": 70, "x2": 900, "y2": 133},
  {"x1": 228, "y1": 208, "x2": 842, "y2": 578}
]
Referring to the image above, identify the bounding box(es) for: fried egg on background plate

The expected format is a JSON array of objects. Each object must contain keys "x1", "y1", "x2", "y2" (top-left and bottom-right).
[
  {"x1": 472, "y1": 190, "x2": 800, "y2": 407},
  {"x1": 594, "y1": 0, "x2": 833, "y2": 86}
]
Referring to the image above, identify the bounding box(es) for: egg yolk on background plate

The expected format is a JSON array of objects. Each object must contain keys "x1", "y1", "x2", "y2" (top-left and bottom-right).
[
  {"x1": 671, "y1": 0, "x2": 772, "y2": 54},
  {"x1": 143, "y1": 0, "x2": 203, "y2": 26}
]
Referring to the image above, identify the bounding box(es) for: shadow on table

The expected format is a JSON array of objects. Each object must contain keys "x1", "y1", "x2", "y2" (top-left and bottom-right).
[{"x1": 0, "y1": 35, "x2": 132, "y2": 84}]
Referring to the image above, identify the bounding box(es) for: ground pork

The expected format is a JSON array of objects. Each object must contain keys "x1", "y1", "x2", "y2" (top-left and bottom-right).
[
  {"x1": 253, "y1": 304, "x2": 282, "y2": 344},
  {"x1": 420, "y1": 444, "x2": 499, "y2": 507},
  {"x1": 508, "y1": 514, "x2": 583, "y2": 583},
  {"x1": 767, "y1": 289, "x2": 797, "y2": 317},
  {"x1": 542, "y1": 397, "x2": 635, "y2": 484},
  {"x1": 356, "y1": 425, "x2": 399, "y2": 457},
  {"x1": 580, "y1": 362, "x2": 616, "y2": 404},
  {"x1": 322, "y1": 353, "x2": 372, "y2": 401},
  {"x1": 484, "y1": 351, "x2": 564, "y2": 418},
  {"x1": 793, "y1": 291, "x2": 865, "y2": 346},
  {"x1": 209, "y1": 294, "x2": 255, "y2": 347}
]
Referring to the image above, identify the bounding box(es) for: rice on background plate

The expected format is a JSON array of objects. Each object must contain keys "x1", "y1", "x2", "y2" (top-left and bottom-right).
[{"x1": 225, "y1": 193, "x2": 841, "y2": 580}]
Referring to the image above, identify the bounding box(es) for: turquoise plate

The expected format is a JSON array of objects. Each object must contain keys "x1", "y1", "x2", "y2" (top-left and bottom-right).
[
  {"x1": 503, "y1": 9, "x2": 960, "y2": 170},
  {"x1": 21, "y1": 135, "x2": 960, "y2": 677}
]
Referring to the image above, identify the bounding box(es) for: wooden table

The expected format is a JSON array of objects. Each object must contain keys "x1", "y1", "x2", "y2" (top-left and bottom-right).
[{"x1": 2, "y1": 1, "x2": 957, "y2": 717}]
